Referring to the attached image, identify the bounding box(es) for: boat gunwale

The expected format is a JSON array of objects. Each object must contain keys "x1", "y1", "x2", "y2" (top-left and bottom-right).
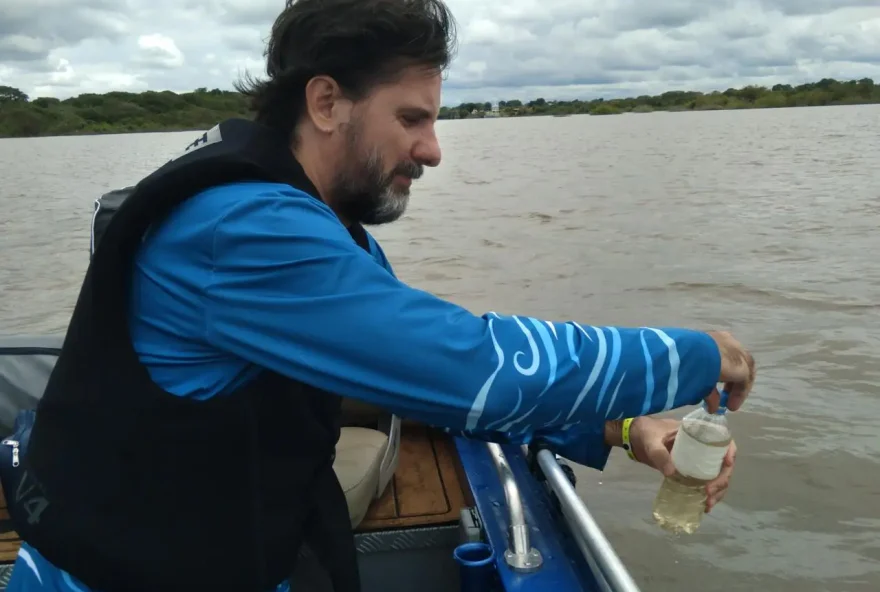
[{"x1": 455, "y1": 437, "x2": 607, "y2": 590}]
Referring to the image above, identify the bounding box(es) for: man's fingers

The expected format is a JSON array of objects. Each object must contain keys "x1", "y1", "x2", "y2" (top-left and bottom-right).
[
  {"x1": 731, "y1": 346, "x2": 755, "y2": 407},
  {"x1": 707, "y1": 329, "x2": 756, "y2": 412},
  {"x1": 645, "y1": 441, "x2": 676, "y2": 476},
  {"x1": 705, "y1": 485, "x2": 728, "y2": 512},
  {"x1": 725, "y1": 440, "x2": 737, "y2": 464},
  {"x1": 711, "y1": 464, "x2": 734, "y2": 491},
  {"x1": 705, "y1": 472, "x2": 731, "y2": 512},
  {"x1": 641, "y1": 429, "x2": 678, "y2": 476},
  {"x1": 724, "y1": 381, "x2": 741, "y2": 411},
  {"x1": 724, "y1": 379, "x2": 753, "y2": 411},
  {"x1": 706, "y1": 470, "x2": 730, "y2": 510},
  {"x1": 705, "y1": 442, "x2": 736, "y2": 512},
  {"x1": 704, "y1": 387, "x2": 720, "y2": 413}
]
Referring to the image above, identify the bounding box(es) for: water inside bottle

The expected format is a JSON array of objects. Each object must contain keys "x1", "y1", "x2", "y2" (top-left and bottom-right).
[
  {"x1": 652, "y1": 414, "x2": 731, "y2": 535},
  {"x1": 652, "y1": 471, "x2": 711, "y2": 535}
]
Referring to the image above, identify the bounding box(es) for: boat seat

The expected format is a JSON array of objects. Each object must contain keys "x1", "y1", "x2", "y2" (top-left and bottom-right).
[
  {"x1": 335, "y1": 400, "x2": 401, "y2": 528},
  {"x1": 0, "y1": 335, "x2": 61, "y2": 435},
  {"x1": 0, "y1": 335, "x2": 400, "y2": 530},
  {"x1": 334, "y1": 426, "x2": 389, "y2": 527}
]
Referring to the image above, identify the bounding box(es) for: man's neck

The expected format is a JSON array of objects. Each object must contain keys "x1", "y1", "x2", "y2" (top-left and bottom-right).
[{"x1": 291, "y1": 142, "x2": 351, "y2": 227}]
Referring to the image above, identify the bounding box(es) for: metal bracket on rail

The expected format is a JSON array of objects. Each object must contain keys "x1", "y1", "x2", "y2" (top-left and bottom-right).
[
  {"x1": 526, "y1": 441, "x2": 577, "y2": 488},
  {"x1": 486, "y1": 442, "x2": 543, "y2": 572}
]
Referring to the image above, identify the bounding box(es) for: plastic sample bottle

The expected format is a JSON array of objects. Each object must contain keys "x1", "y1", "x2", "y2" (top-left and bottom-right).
[{"x1": 652, "y1": 391, "x2": 731, "y2": 534}]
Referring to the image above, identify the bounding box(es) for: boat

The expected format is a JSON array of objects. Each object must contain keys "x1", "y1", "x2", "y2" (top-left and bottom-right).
[{"x1": 0, "y1": 335, "x2": 642, "y2": 592}]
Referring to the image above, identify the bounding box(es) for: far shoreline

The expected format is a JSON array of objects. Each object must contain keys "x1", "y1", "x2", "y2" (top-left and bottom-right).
[
  {"x1": 2, "y1": 102, "x2": 877, "y2": 141},
  {"x1": 1, "y1": 77, "x2": 877, "y2": 139}
]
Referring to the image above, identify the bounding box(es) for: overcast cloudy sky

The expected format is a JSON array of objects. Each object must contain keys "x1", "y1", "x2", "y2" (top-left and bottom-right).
[{"x1": 2, "y1": 0, "x2": 879, "y2": 105}]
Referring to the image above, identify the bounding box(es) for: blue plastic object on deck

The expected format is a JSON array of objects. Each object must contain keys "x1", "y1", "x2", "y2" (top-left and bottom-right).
[{"x1": 453, "y1": 542, "x2": 497, "y2": 592}]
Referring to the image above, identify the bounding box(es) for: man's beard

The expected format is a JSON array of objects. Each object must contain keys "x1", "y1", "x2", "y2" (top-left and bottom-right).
[{"x1": 330, "y1": 119, "x2": 423, "y2": 226}]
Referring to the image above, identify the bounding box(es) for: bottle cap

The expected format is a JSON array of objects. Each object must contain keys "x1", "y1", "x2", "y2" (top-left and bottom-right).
[
  {"x1": 716, "y1": 389, "x2": 729, "y2": 415},
  {"x1": 702, "y1": 389, "x2": 730, "y2": 415}
]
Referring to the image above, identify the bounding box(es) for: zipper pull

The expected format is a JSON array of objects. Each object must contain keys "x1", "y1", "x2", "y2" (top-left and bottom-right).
[{"x1": 3, "y1": 439, "x2": 20, "y2": 468}]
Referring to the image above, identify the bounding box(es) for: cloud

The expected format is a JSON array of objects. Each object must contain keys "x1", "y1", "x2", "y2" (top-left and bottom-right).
[
  {"x1": 136, "y1": 34, "x2": 184, "y2": 69},
  {"x1": 0, "y1": 0, "x2": 878, "y2": 104},
  {"x1": 0, "y1": 0, "x2": 130, "y2": 62}
]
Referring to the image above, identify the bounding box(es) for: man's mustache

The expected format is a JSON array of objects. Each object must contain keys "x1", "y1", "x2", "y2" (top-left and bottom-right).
[{"x1": 391, "y1": 161, "x2": 423, "y2": 181}]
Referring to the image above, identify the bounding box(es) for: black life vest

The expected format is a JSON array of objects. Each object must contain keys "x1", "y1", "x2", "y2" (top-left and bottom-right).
[{"x1": 21, "y1": 118, "x2": 364, "y2": 592}]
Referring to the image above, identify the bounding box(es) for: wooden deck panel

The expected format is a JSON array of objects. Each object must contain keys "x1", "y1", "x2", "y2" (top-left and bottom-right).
[
  {"x1": 0, "y1": 485, "x2": 21, "y2": 563},
  {"x1": 356, "y1": 425, "x2": 469, "y2": 532}
]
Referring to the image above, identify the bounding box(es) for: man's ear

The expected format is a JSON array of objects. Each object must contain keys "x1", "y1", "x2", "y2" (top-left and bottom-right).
[{"x1": 303, "y1": 75, "x2": 352, "y2": 133}]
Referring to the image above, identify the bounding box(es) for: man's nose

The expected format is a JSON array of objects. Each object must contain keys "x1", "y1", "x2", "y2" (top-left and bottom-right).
[{"x1": 413, "y1": 127, "x2": 441, "y2": 168}]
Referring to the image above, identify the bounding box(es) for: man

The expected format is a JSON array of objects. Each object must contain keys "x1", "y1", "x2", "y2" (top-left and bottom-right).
[{"x1": 6, "y1": 0, "x2": 755, "y2": 591}]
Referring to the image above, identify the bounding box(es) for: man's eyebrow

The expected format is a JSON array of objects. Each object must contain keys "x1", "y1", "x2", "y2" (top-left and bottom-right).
[{"x1": 398, "y1": 106, "x2": 436, "y2": 120}]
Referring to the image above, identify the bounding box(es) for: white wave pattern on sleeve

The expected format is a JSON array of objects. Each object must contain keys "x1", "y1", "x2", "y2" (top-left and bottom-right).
[
  {"x1": 17, "y1": 546, "x2": 43, "y2": 585},
  {"x1": 565, "y1": 323, "x2": 607, "y2": 422},
  {"x1": 642, "y1": 327, "x2": 680, "y2": 411},
  {"x1": 465, "y1": 314, "x2": 505, "y2": 430},
  {"x1": 465, "y1": 315, "x2": 681, "y2": 432}
]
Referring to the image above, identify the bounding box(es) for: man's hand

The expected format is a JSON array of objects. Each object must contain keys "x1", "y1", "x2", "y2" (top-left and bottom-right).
[
  {"x1": 628, "y1": 416, "x2": 736, "y2": 513},
  {"x1": 706, "y1": 330, "x2": 756, "y2": 413}
]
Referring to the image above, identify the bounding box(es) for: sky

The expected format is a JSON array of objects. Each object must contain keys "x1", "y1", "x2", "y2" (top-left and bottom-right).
[{"x1": 1, "y1": 0, "x2": 880, "y2": 106}]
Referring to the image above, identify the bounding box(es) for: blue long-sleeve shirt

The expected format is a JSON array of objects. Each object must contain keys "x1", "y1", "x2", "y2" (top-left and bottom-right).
[
  {"x1": 129, "y1": 181, "x2": 720, "y2": 468},
  {"x1": 8, "y1": 180, "x2": 720, "y2": 592}
]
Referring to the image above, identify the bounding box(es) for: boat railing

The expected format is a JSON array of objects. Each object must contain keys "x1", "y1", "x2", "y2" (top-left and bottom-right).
[
  {"x1": 486, "y1": 442, "x2": 543, "y2": 572},
  {"x1": 535, "y1": 448, "x2": 642, "y2": 592}
]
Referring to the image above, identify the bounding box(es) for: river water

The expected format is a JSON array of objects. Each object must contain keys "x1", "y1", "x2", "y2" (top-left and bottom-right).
[{"x1": 1, "y1": 106, "x2": 879, "y2": 591}]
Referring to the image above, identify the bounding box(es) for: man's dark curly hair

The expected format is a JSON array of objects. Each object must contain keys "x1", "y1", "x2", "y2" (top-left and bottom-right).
[{"x1": 235, "y1": 0, "x2": 457, "y2": 138}]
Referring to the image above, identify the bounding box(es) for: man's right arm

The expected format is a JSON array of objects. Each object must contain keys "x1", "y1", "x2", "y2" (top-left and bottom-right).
[{"x1": 204, "y1": 187, "x2": 721, "y2": 445}]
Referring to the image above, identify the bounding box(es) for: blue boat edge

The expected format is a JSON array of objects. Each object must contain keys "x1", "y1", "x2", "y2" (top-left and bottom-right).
[{"x1": 455, "y1": 437, "x2": 642, "y2": 591}]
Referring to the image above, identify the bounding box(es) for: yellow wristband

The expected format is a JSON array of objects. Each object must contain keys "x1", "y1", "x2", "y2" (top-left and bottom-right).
[{"x1": 621, "y1": 417, "x2": 637, "y2": 461}]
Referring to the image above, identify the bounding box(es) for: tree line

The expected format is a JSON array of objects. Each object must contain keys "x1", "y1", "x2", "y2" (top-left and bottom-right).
[
  {"x1": 439, "y1": 77, "x2": 879, "y2": 119},
  {"x1": 0, "y1": 77, "x2": 877, "y2": 138}
]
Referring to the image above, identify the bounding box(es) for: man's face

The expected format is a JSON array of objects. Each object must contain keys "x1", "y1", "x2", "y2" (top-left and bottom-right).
[{"x1": 331, "y1": 65, "x2": 442, "y2": 225}]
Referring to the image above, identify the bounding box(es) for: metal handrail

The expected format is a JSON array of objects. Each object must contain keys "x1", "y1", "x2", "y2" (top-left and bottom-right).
[
  {"x1": 486, "y1": 442, "x2": 543, "y2": 571},
  {"x1": 535, "y1": 449, "x2": 642, "y2": 592}
]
